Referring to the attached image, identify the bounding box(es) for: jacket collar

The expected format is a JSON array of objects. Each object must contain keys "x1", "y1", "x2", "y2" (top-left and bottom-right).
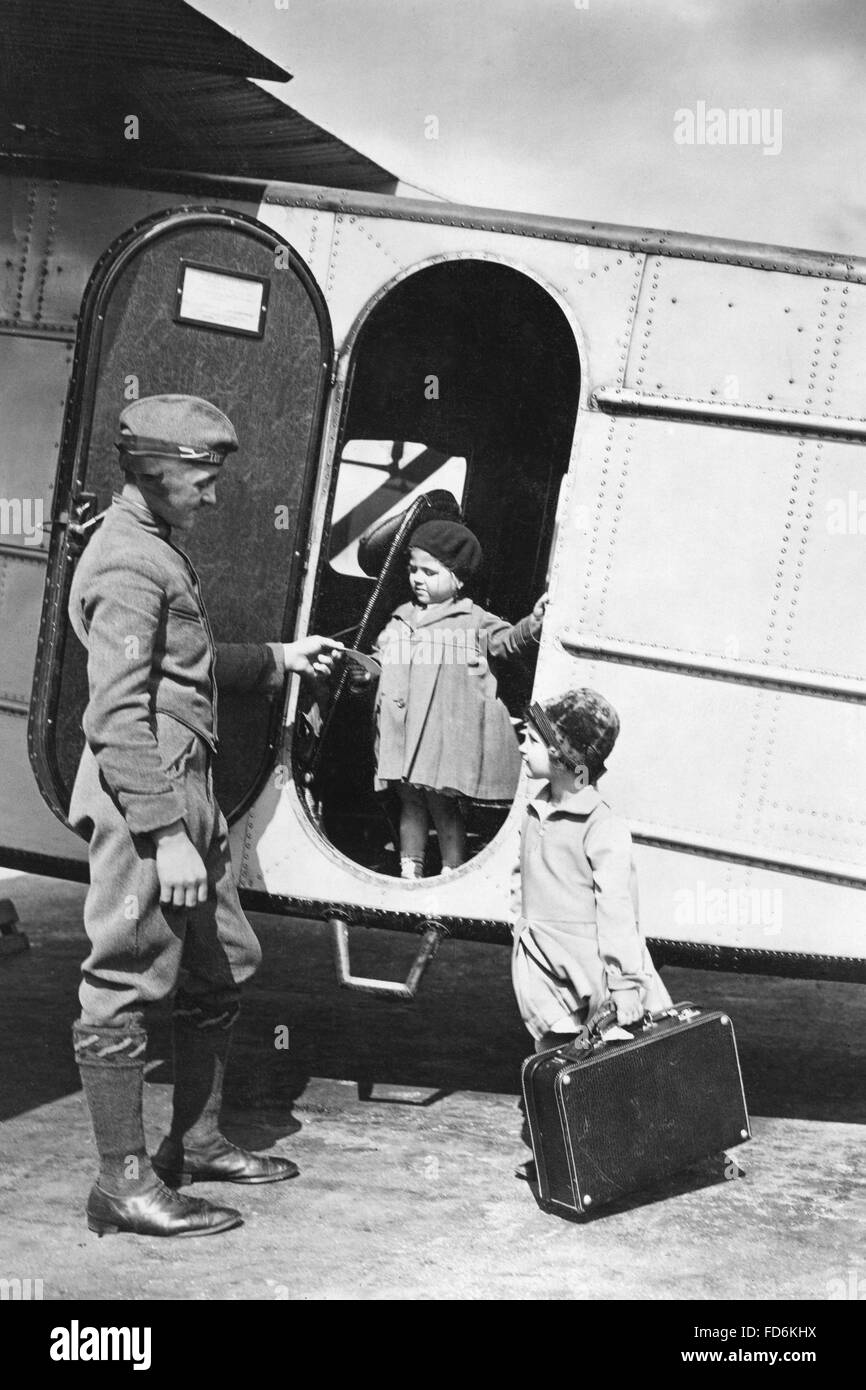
[
  {"x1": 392, "y1": 596, "x2": 474, "y2": 628},
  {"x1": 110, "y1": 492, "x2": 171, "y2": 541},
  {"x1": 527, "y1": 782, "x2": 604, "y2": 822}
]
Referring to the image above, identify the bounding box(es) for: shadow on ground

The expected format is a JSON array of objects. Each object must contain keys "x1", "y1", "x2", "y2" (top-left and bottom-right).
[{"x1": 0, "y1": 872, "x2": 864, "y2": 1131}]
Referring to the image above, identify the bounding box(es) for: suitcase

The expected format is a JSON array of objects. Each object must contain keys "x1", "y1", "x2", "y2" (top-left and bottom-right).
[{"x1": 521, "y1": 1001, "x2": 751, "y2": 1216}]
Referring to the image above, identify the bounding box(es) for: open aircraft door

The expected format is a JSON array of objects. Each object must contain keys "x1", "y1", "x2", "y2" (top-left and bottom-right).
[{"x1": 29, "y1": 206, "x2": 333, "y2": 826}]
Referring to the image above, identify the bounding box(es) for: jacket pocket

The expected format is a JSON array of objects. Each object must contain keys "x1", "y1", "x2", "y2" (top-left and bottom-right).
[
  {"x1": 155, "y1": 713, "x2": 200, "y2": 779},
  {"x1": 165, "y1": 605, "x2": 209, "y2": 669}
]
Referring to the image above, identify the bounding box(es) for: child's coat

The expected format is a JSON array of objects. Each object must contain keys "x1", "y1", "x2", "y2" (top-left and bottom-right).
[
  {"x1": 512, "y1": 783, "x2": 671, "y2": 1039},
  {"x1": 373, "y1": 596, "x2": 538, "y2": 800}
]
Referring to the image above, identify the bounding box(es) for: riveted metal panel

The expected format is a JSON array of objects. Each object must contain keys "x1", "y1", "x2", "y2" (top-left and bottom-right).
[
  {"x1": 0, "y1": 178, "x2": 80, "y2": 328},
  {"x1": 565, "y1": 413, "x2": 866, "y2": 680},
  {"x1": 0, "y1": 335, "x2": 70, "y2": 541},
  {"x1": 530, "y1": 588, "x2": 866, "y2": 955},
  {"x1": 0, "y1": 175, "x2": 262, "y2": 331},
  {"x1": 776, "y1": 437, "x2": 866, "y2": 679},
  {"x1": 0, "y1": 555, "x2": 49, "y2": 705},
  {"x1": 256, "y1": 202, "x2": 336, "y2": 310},
  {"x1": 0, "y1": 713, "x2": 86, "y2": 861},
  {"x1": 624, "y1": 257, "x2": 855, "y2": 416},
  {"x1": 565, "y1": 243, "x2": 644, "y2": 390},
  {"x1": 0, "y1": 178, "x2": 37, "y2": 325},
  {"x1": 630, "y1": 665, "x2": 866, "y2": 871},
  {"x1": 822, "y1": 283, "x2": 866, "y2": 421},
  {"x1": 35, "y1": 182, "x2": 168, "y2": 331},
  {"x1": 633, "y1": 846, "x2": 865, "y2": 958},
  {"x1": 285, "y1": 204, "x2": 642, "y2": 389},
  {"x1": 538, "y1": 657, "x2": 866, "y2": 957},
  {"x1": 318, "y1": 210, "x2": 458, "y2": 348},
  {"x1": 532, "y1": 407, "x2": 866, "y2": 956},
  {"x1": 255, "y1": 180, "x2": 866, "y2": 282}
]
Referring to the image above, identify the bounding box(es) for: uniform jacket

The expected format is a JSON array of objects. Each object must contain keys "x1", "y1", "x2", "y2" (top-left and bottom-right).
[
  {"x1": 372, "y1": 597, "x2": 539, "y2": 800},
  {"x1": 68, "y1": 494, "x2": 285, "y2": 837},
  {"x1": 511, "y1": 783, "x2": 671, "y2": 1037}
]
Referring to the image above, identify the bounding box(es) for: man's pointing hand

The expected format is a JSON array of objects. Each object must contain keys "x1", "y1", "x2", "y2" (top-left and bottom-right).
[{"x1": 282, "y1": 636, "x2": 343, "y2": 680}]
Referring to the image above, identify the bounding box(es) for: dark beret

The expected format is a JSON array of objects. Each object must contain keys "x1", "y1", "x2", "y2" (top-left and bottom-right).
[
  {"x1": 409, "y1": 520, "x2": 483, "y2": 581},
  {"x1": 356, "y1": 490, "x2": 463, "y2": 578}
]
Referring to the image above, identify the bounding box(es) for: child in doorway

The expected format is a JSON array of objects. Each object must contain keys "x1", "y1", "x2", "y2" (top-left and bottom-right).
[
  {"x1": 361, "y1": 519, "x2": 546, "y2": 877},
  {"x1": 512, "y1": 687, "x2": 671, "y2": 1052}
]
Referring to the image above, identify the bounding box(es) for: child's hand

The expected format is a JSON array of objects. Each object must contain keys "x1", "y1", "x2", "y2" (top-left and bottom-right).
[
  {"x1": 347, "y1": 664, "x2": 374, "y2": 695},
  {"x1": 613, "y1": 989, "x2": 644, "y2": 1026},
  {"x1": 532, "y1": 592, "x2": 549, "y2": 624}
]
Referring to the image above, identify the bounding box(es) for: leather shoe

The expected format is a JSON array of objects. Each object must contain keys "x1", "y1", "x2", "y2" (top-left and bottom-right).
[
  {"x1": 87, "y1": 1179, "x2": 243, "y2": 1238},
  {"x1": 153, "y1": 1135, "x2": 299, "y2": 1186}
]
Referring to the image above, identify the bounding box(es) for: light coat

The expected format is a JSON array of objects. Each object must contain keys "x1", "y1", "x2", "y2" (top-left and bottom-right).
[{"x1": 512, "y1": 783, "x2": 671, "y2": 1039}]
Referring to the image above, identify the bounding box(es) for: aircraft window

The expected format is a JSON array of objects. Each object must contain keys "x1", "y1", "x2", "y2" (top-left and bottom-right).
[
  {"x1": 296, "y1": 259, "x2": 580, "y2": 878},
  {"x1": 328, "y1": 440, "x2": 467, "y2": 577}
]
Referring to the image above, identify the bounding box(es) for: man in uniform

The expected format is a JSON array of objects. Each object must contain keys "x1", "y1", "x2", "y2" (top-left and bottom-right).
[{"x1": 68, "y1": 394, "x2": 341, "y2": 1238}]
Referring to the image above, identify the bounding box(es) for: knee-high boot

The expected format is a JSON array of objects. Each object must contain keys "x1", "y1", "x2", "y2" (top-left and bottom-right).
[
  {"x1": 153, "y1": 993, "x2": 298, "y2": 1186},
  {"x1": 73, "y1": 1017, "x2": 243, "y2": 1237}
]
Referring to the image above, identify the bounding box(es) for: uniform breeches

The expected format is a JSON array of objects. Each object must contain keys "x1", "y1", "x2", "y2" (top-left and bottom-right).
[{"x1": 70, "y1": 718, "x2": 262, "y2": 1027}]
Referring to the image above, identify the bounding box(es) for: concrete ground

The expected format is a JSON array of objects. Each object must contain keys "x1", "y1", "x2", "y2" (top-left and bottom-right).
[{"x1": 0, "y1": 868, "x2": 864, "y2": 1301}]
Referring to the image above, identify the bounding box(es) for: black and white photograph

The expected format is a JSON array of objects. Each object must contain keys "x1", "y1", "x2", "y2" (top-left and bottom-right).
[{"x1": 0, "y1": 0, "x2": 863, "y2": 1333}]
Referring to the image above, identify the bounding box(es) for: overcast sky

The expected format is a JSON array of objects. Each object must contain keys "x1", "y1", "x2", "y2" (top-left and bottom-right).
[{"x1": 197, "y1": 0, "x2": 866, "y2": 255}]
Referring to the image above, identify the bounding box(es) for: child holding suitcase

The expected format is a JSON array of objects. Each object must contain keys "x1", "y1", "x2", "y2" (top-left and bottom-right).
[
  {"x1": 358, "y1": 519, "x2": 546, "y2": 877},
  {"x1": 512, "y1": 687, "x2": 671, "y2": 1053}
]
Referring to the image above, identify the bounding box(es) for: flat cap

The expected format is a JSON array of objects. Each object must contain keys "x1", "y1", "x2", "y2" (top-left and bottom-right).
[
  {"x1": 116, "y1": 395, "x2": 238, "y2": 466},
  {"x1": 531, "y1": 687, "x2": 621, "y2": 775}
]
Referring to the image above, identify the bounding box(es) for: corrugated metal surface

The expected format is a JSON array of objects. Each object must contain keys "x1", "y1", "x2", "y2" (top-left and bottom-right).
[
  {"x1": 0, "y1": 0, "x2": 396, "y2": 192},
  {"x1": 1, "y1": 69, "x2": 396, "y2": 189},
  {"x1": 2, "y1": 0, "x2": 289, "y2": 80}
]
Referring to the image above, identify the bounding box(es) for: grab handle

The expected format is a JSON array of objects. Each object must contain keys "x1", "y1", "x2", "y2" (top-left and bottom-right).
[{"x1": 329, "y1": 917, "x2": 446, "y2": 999}]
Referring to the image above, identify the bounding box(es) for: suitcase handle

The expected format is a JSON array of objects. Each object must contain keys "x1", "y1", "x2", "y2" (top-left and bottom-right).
[
  {"x1": 558, "y1": 1000, "x2": 616, "y2": 1059},
  {"x1": 565, "y1": 999, "x2": 700, "y2": 1056},
  {"x1": 586, "y1": 998, "x2": 618, "y2": 1038}
]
